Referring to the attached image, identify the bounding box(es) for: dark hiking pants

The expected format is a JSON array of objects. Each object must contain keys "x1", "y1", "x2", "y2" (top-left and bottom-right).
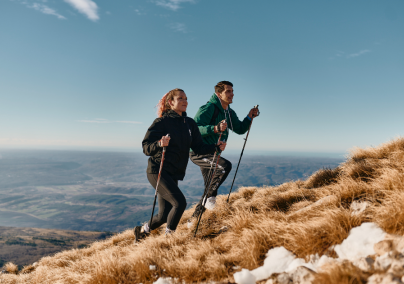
[
  {"x1": 189, "y1": 151, "x2": 232, "y2": 216},
  {"x1": 147, "y1": 171, "x2": 187, "y2": 231}
]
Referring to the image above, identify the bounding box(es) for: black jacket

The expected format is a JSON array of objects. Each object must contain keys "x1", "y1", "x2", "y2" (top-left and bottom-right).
[{"x1": 142, "y1": 110, "x2": 216, "y2": 180}]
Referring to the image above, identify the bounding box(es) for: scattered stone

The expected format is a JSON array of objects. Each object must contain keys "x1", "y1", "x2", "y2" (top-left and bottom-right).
[
  {"x1": 388, "y1": 259, "x2": 404, "y2": 276},
  {"x1": 150, "y1": 265, "x2": 156, "y2": 270},
  {"x1": 367, "y1": 273, "x2": 403, "y2": 284},
  {"x1": 395, "y1": 237, "x2": 404, "y2": 253},
  {"x1": 290, "y1": 266, "x2": 316, "y2": 283},
  {"x1": 265, "y1": 279, "x2": 275, "y2": 284},
  {"x1": 355, "y1": 257, "x2": 375, "y2": 272},
  {"x1": 350, "y1": 201, "x2": 370, "y2": 216},
  {"x1": 276, "y1": 273, "x2": 292, "y2": 284},
  {"x1": 375, "y1": 253, "x2": 394, "y2": 271},
  {"x1": 375, "y1": 240, "x2": 394, "y2": 256}
]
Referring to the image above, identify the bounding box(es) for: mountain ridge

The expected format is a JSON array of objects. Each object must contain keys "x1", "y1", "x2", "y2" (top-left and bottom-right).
[{"x1": 3, "y1": 138, "x2": 404, "y2": 283}]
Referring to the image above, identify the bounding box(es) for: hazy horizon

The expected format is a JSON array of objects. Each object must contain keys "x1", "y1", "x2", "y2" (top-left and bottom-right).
[{"x1": 0, "y1": 146, "x2": 347, "y2": 159}]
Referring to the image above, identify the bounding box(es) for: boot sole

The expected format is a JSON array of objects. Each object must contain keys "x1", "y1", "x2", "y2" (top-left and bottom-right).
[{"x1": 134, "y1": 226, "x2": 142, "y2": 242}]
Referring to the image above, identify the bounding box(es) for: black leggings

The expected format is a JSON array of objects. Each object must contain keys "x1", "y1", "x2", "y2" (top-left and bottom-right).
[{"x1": 147, "y1": 171, "x2": 187, "y2": 231}]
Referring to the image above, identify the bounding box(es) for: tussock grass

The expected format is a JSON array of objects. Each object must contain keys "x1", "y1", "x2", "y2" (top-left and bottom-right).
[
  {"x1": 5, "y1": 262, "x2": 18, "y2": 274},
  {"x1": 3, "y1": 137, "x2": 404, "y2": 283},
  {"x1": 313, "y1": 261, "x2": 370, "y2": 284}
]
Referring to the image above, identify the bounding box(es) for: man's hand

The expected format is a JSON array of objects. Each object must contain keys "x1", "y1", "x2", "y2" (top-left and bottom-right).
[
  {"x1": 248, "y1": 107, "x2": 259, "y2": 119},
  {"x1": 159, "y1": 134, "x2": 170, "y2": 147},
  {"x1": 216, "y1": 141, "x2": 227, "y2": 153},
  {"x1": 214, "y1": 120, "x2": 227, "y2": 133},
  {"x1": 217, "y1": 141, "x2": 227, "y2": 151}
]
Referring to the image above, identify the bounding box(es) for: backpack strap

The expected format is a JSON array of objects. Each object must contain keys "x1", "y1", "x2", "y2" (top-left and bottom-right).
[{"x1": 207, "y1": 102, "x2": 220, "y2": 125}]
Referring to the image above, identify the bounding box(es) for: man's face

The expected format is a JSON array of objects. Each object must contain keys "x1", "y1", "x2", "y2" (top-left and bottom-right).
[{"x1": 218, "y1": 85, "x2": 234, "y2": 105}]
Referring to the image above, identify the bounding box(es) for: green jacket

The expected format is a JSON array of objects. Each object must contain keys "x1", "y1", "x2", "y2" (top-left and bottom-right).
[{"x1": 194, "y1": 93, "x2": 251, "y2": 145}]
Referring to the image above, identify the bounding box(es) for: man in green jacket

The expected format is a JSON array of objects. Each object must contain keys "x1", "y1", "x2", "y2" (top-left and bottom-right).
[{"x1": 189, "y1": 81, "x2": 259, "y2": 221}]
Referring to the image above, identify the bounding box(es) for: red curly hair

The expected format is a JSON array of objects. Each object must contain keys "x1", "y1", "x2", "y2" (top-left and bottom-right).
[{"x1": 156, "y1": 88, "x2": 184, "y2": 117}]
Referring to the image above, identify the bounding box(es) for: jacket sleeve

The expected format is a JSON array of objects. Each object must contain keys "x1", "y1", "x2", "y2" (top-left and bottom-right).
[
  {"x1": 189, "y1": 119, "x2": 216, "y2": 155},
  {"x1": 229, "y1": 109, "x2": 251, "y2": 135},
  {"x1": 142, "y1": 118, "x2": 164, "y2": 156},
  {"x1": 194, "y1": 104, "x2": 216, "y2": 137}
]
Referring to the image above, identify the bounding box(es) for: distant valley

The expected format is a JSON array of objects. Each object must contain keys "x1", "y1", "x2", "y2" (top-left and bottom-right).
[
  {"x1": 0, "y1": 226, "x2": 113, "y2": 268},
  {"x1": 0, "y1": 149, "x2": 343, "y2": 232}
]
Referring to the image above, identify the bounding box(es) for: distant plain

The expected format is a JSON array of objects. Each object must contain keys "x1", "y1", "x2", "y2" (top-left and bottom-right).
[{"x1": 0, "y1": 149, "x2": 343, "y2": 232}]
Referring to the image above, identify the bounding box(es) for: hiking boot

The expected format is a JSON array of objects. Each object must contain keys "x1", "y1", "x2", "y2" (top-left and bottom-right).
[
  {"x1": 165, "y1": 227, "x2": 175, "y2": 236},
  {"x1": 133, "y1": 225, "x2": 149, "y2": 243},
  {"x1": 203, "y1": 196, "x2": 216, "y2": 210},
  {"x1": 187, "y1": 203, "x2": 206, "y2": 229}
]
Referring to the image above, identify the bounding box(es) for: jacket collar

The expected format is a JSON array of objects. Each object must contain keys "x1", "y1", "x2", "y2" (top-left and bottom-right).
[
  {"x1": 163, "y1": 110, "x2": 187, "y2": 118},
  {"x1": 209, "y1": 93, "x2": 231, "y2": 112}
]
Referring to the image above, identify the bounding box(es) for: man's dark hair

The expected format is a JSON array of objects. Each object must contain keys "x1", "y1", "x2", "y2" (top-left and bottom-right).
[{"x1": 215, "y1": 81, "x2": 233, "y2": 94}]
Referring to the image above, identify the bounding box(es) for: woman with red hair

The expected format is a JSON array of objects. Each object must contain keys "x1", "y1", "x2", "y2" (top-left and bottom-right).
[{"x1": 135, "y1": 88, "x2": 226, "y2": 241}]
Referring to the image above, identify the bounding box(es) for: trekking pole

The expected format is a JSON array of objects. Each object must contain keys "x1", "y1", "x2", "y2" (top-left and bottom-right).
[
  {"x1": 148, "y1": 134, "x2": 169, "y2": 230},
  {"x1": 193, "y1": 132, "x2": 223, "y2": 237},
  {"x1": 226, "y1": 105, "x2": 260, "y2": 203}
]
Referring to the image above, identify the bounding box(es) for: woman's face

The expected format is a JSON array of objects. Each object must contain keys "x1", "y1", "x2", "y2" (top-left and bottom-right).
[{"x1": 169, "y1": 91, "x2": 188, "y2": 115}]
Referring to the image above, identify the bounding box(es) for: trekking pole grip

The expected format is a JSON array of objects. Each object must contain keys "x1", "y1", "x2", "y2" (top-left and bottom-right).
[{"x1": 252, "y1": 105, "x2": 260, "y2": 118}]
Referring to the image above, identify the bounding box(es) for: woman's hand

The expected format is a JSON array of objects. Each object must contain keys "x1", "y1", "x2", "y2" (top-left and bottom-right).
[
  {"x1": 159, "y1": 134, "x2": 170, "y2": 147},
  {"x1": 217, "y1": 141, "x2": 227, "y2": 151}
]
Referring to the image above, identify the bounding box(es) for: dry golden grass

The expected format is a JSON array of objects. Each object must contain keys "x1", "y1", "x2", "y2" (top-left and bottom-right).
[
  {"x1": 313, "y1": 261, "x2": 370, "y2": 284},
  {"x1": 5, "y1": 262, "x2": 19, "y2": 275},
  {"x1": 3, "y1": 137, "x2": 404, "y2": 283}
]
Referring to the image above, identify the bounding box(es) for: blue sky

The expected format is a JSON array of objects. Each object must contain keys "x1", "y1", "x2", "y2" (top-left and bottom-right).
[{"x1": 1, "y1": 0, "x2": 403, "y2": 155}]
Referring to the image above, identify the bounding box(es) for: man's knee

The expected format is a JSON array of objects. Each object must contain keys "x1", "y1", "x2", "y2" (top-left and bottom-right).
[{"x1": 221, "y1": 159, "x2": 232, "y2": 174}]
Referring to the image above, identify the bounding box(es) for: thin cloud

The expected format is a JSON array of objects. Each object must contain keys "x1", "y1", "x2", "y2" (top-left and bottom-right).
[
  {"x1": 31, "y1": 3, "x2": 66, "y2": 19},
  {"x1": 347, "y1": 49, "x2": 371, "y2": 58},
  {"x1": 335, "y1": 50, "x2": 345, "y2": 57},
  {"x1": 64, "y1": 0, "x2": 99, "y2": 21},
  {"x1": 134, "y1": 9, "x2": 145, "y2": 16},
  {"x1": 153, "y1": 0, "x2": 195, "y2": 11},
  {"x1": 169, "y1": 22, "x2": 188, "y2": 33},
  {"x1": 14, "y1": 0, "x2": 67, "y2": 19}
]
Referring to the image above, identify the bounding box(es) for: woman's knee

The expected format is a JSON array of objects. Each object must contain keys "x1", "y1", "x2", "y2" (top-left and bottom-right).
[
  {"x1": 155, "y1": 213, "x2": 168, "y2": 225},
  {"x1": 171, "y1": 194, "x2": 187, "y2": 211}
]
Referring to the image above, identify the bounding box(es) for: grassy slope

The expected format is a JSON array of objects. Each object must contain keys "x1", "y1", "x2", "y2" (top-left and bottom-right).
[{"x1": 3, "y1": 138, "x2": 404, "y2": 284}]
